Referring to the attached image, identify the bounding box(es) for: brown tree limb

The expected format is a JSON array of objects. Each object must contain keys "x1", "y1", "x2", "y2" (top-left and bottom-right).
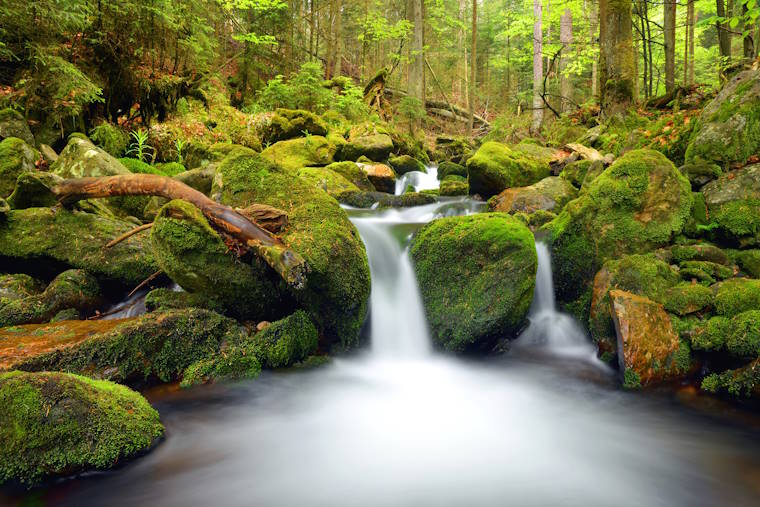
[
  {"x1": 52, "y1": 174, "x2": 309, "y2": 289},
  {"x1": 105, "y1": 223, "x2": 153, "y2": 249}
]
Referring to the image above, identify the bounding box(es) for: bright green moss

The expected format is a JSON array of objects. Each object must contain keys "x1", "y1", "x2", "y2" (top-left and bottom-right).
[
  {"x1": 337, "y1": 190, "x2": 437, "y2": 208},
  {"x1": 437, "y1": 161, "x2": 467, "y2": 180},
  {"x1": 726, "y1": 310, "x2": 760, "y2": 358},
  {"x1": 297, "y1": 167, "x2": 360, "y2": 196},
  {"x1": 663, "y1": 283, "x2": 713, "y2": 316},
  {"x1": 155, "y1": 162, "x2": 186, "y2": 176},
  {"x1": 119, "y1": 157, "x2": 165, "y2": 175},
  {"x1": 0, "y1": 371, "x2": 163, "y2": 487},
  {"x1": 559, "y1": 160, "x2": 592, "y2": 189},
  {"x1": 439, "y1": 179, "x2": 468, "y2": 196},
  {"x1": 411, "y1": 213, "x2": 537, "y2": 353},
  {"x1": 701, "y1": 358, "x2": 759, "y2": 397},
  {"x1": 733, "y1": 249, "x2": 760, "y2": 278},
  {"x1": 89, "y1": 123, "x2": 129, "y2": 157},
  {"x1": 466, "y1": 141, "x2": 550, "y2": 197},
  {"x1": 256, "y1": 108, "x2": 328, "y2": 144},
  {"x1": 623, "y1": 369, "x2": 642, "y2": 389},
  {"x1": 323, "y1": 161, "x2": 374, "y2": 191},
  {"x1": 679, "y1": 261, "x2": 733, "y2": 284},
  {"x1": 144, "y1": 288, "x2": 224, "y2": 313},
  {"x1": 0, "y1": 137, "x2": 39, "y2": 198},
  {"x1": 714, "y1": 278, "x2": 760, "y2": 317},
  {"x1": 261, "y1": 136, "x2": 336, "y2": 171},
  {"x1": 692, "y1": 316, "x2": 731, "y2": 351},
  {"x1": 709, "y1": 198, "x2": 760, "y2": 247},
  {"x1": 181, "y1": 349, "x2": 261, "y2": 388},
  {"x1": 252, "y1": 310, "x2": 319, "y2": 368},
  {"x1": 671, "y1": 243, "x2": 729, "y2": 265},
  {"x1": 388, "y1": 155, "x2": 425, "y2": 175}
]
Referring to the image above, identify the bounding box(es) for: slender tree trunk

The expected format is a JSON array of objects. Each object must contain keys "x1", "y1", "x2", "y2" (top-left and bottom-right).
[
  {"x1": 744, "y1": 3, "x2": 756, "y2": 59},
  {"x1": 334, "y1": 0, "x2": 342, "y2": 76},
  {"x1": 716, "y1": 0, "x2": 732, "y2": 63},
  {"x1": 531, "y1": 0, "x2": 544, "y2": 133},
  {"x1": 309, "y1": 0, "x2": 315, "y2": 62},
  {"x1": 455, "y1": 0, "x2": 467, "y2": 102},
  {"x1": 560, "y1": 9, "x2": 573, "y2": 112},
  {"x1": 585, "y1": 0, "x2": 599, "y2": 98},
  {"x1": 408, "y1": 0, "x2": 425, "y2": 131},
  {"x1": 664, "y1": 0, "x2": 676, "y2": 93},
  {"x1": 690, "y1": 6, "x2": 696, "y2": 84},
  {"x1": 468, "y1": 0, "x2": 477, "y2": 134},
  {"x1": 599, "y1": 0, "x2": 636, "y2": 115}
]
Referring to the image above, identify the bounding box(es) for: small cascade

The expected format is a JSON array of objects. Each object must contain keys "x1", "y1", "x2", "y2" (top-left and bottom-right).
[
  {"x1": 394, "y1": 164, "x2": 439, "y2": 195},
  {"x1": 99, "y1": 283, "x2": 183, "y2": 320},
  {"x1": 516, "y1": 241, "x2": 597, "y2": 358}
]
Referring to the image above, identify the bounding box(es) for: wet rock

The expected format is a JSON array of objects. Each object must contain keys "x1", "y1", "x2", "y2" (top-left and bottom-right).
[
  {"x1": 388, "y1": 154, "x2": 425, "y2": 175},
  {"x1": 437, "y1": 161, "x2": 467, "y2": 180},
  {"x1": 434, "y1": 135, "x2": 473, "y2": 164},
  {"x1": 260, "y1": 136, "x2": 336, "y2": 171},
  {"x1": 609, "y1": 290, "x2": 691, "y2": 388},
  {"x1": 488, "y1": 176, "x2": 577, "y2": 214},
  {"x1": 297, "y1": 166, "x2": 360, "y2": 196},
  {"x1": 411, "y1": 213, "x2": 537, "y2": 354},
  {"x1": 465, "y1": 141, "x2": 550, "y2": 198},
  {"x1": 0, "y1": 108, "x2": 35, "y2": 145},
  {"x1": 254, "y1": 109, "x2": 328, "y2": 144},
  {"x1": 0, "y1": 137, "x2": 41, "y2": 198},
  {"x1": 439, "y1": 177, "x2": 468, "y2": 196},
  {"x1": 324, "y1": 161, "x2": 375, "y2": 191},
  {"x1": 0, "y1": 371, "x2": 163, "y2": 487},
  {"x1": 337, "y1": 190, "x2": 436, "y2": 208},
  {"x1": 39, "y1": 144, "x2": 58, "y2": 164},
  {"x1": 174, "y1": 166, "x2": 217, "y2": 195},
  {"x1": 356, "y1": 161, "x2": 396, "y2": 193}
]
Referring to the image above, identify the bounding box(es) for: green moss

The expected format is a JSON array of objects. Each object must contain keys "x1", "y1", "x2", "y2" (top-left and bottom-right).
[
  {"x1": 337, "y1": 190, "x2": 436, "y2": 208},
  {"x1": 692, "y1": 316, "x2": 731, "y2": 351},
  {"x1": 733, "y1": 249, "x2": 760, "y2": 278},
  {"x1": 466, "y1": 141, "x2": 550, "y2": 197},
  {"x1": 0, "y1": 137, "x2": 40, "y2": 198},
  {"x1": 338, "y1": 127, "x2": 394, "y2": 162},
  {"x1": 252, "y1": 310, "x2": 319, "y2": 368},
  {"x1": 144, "y1": 288, "x2": 224, "y2": 313},
  {"x1": 388, "y1": 155, "x2": 425, "y2": 175},
  {"x1": 701, "y1": 358, "x2": 759, "y2": 397},
  {"x1": 671, "y1": 243, "x2": 729, "y2": 265},
  {"x1": 0, "y1": 107, "x2": 35, "y2": 145},
  {"x1": 181, "y1": 349, "x2": 261, "y2": 388},
  {"x1": 0, "y1": 273, "x2": 43, "y2": 304},
  {"x1": 410, "y1": 213, "x2": 537, "y2": 353},
  {"x1": 623, "y1": 369, "x2": 642, "y2": 389},
  {"x1": 256, "y1": 108, "x2": 328, "y2": 144},
  {"x1": 118, "y1": 157, "x2": 165, "y2": 175},
  {"x1": 725, "y1": 310, "x2": 760, "y2": 358},
  {"x1": 51, "y1": 136, "x2": 130, "y2": 179},
  {"x1": 89, "y1": 123, "x2": 129, "y2": 158},
  {"x1": 439, "y1": 179, "x2": 468, "y2": 196},
  {"x1": 261, "y1": 135, "x2": 335, "y2": 171},
  {"x1": 709, "y1": 198, "x2": 760, "y2": 247},
  {"x1": 663, "y1": 283, "x2": 713, "y2": 316},
  {"x1": 679, "y1": 260, "x2": 733, "y2": 284},
  {"x1": 437, "y1": 161, "x2": 467, "y2": 180},
  {"x1": 714, "y1": 278, "x2": 760, "y2": 317},
  {"x1": 324, "y1": 161, "x2": 375, "y2": 191},
  {"x1": 559, "y1": 160, "x2": 592, "y2": 189},
  {"x1": 297, "y1": 167, "x2": 360, "y2": 196},
  {"x1": 154, "y1": 162, "x2": 186, "y2": 176},
  {"x1": 0, "y1": 371, "x2": 163, "y2": 487}
]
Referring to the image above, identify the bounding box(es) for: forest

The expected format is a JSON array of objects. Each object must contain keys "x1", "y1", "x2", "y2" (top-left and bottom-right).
[{"x1": 1, "y1": 0, "x2": 760, "y2": 505}]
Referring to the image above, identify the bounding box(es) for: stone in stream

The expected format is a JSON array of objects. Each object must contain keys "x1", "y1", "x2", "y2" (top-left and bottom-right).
[
  {"x1": 337, "y1": 190, "x2": 436, "y2": 208},
  {"x1": 488, "y1": 176, "x2": 577, "y2": 215},
  {"x1": 356, "y1": 161, "x2": 396, "y2": 193},
  {"x1": 411, "y1": 213, "x2": 537, "y2": 354},
  {"x1": 608, "y1": 289, "x2": 691, "y2": 389},
  {"x1": 388, "y1": 154, "x2": 426, "y2": 175},
  {"x1": 465, "y1": 141, "x2": 551, "y2": 198},
  {"x1": 0, "y1": 370, "x2": 163, "y2": 487}
]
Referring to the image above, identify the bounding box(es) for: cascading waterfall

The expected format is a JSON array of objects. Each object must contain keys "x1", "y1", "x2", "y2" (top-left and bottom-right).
[{"x1": 394, "y1": 164, "x2": 440, "y2": 195}]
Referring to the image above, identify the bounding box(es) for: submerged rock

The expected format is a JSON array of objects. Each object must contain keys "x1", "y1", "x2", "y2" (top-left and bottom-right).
[
  {"x1": 488, "y1": 176, "x2": 577, "y2": 214},
  {"x1": 411, "y1": 213, "x2": 537, "y2": 353},
  {"x1": 465, "y1": 141, "x2": 550, "y2": 198},
  {"x1": 0, "y1": 371, "x2": 163, "y2": 487},
  {"x1": 0, "y1": 137, "x2": 40, "y2": 198}
]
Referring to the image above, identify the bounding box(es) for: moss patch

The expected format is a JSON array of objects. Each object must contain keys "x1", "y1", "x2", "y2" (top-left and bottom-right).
[{"x1": 466, "y1": 141, "x2": 550, "y2": 198}]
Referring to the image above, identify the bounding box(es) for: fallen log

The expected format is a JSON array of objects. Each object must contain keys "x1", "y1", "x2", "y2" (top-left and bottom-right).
[
  {"x1": 52, "y1": 174, "x2": 309, "y2": 289},
  {"x1": 383, "y1": 88, "x2": 490, "y2": 127}
]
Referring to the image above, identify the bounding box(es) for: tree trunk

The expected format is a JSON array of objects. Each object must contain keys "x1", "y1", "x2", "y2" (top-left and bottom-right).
[
  {"x1": 560, "y1": 8, "x2": 573, "y2": 112},
  {"x1": 744, "y1": 3, "x2": 756, "y2": 59},
  {"x1": 334, "y1": 0, "x2": 342, "y2": 76},
  {"x1": 455, "y1": 0, "x2": 468, "y2": 103},
  {"x1": 408, "y1": 0, "x2": 425, "y2": 132},
  {"x1": 51, "y1": 175, "x2": 309, "y2": 289},
  {"x1": 531, "y1": 0, "x2": 544, "y2": 133},
  {"x1": 664, "y1": 0, "x2": 676, "y2": 92},
  {"x1": 599, "y1": 0, "x2": 636, "y2": 115},
  {"x1": 585, "y1": 0, "x2": 599, "y2": 98},
  {"x1": 716, "y1": 0, "x2": 732, "y2": 62},
  {"x1": 468, "y1": 0, "x2": 477, "y2": 134}
]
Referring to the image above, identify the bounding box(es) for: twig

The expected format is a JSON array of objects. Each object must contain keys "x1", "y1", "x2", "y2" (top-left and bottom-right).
[
  {"x1": 127, "y1": 270, "x2": 163, "y2": 298},
  {"x1": 105, "y1": 223, "x2": 153, "y2": 249}
]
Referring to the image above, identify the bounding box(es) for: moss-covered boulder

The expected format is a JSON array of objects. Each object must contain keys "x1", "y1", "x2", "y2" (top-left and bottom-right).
[
  {"x1": 255, "y1": 109, "x2": 328, "y2": 144},
  {"x1": 733, "y1": 249, "x2": 760, "y2": 278},
  {"x1": 338, "y1": 190, "x2": 436, "y2": 208},
  {"x1": 488, "y1": 176, "x2": 577, "y2": 214},
  {"x1": 388, "y1": 154, "x2": 425, "y2": 175},
  {"x1": 466, "y1": 141, "x2": 551, "y2": 198},
  {"x1": 437, "y1": 161, "x2": 467, "y2": 180},
  {"x1": 609, "y1": 290, "x2": 691, "y2": 389},
  {"x1": 713, "y1": 278, "x2": 760, "y2": 317},
  {"x1": 0, "y1": 108, "x2": 35, "y2": 145},
  {"x1": 324, "y1": 161, "x2": 375, "y2": 191},
  {"x1": 297, "y1": 167, "x2": 360, "y2": 196},
  {"x1": 0, "y1": 137, "x2": 40, "y2": 198},
  {"x1": 0, "y1": 371, "x2": 163, "y2": 487},
  {"x1": 685, "y1": 68, "x2": 760, "y2": 168},
  {"x1": 5, "y1": 171, "x2": 63, "y2": 209},
  {"x1": 51, "y1": 136, "x2": 130, "y2": 179},
  {"x1": 701, "y1": 164, "x2": 760, "y2": 247},
  {"x1": 211, "y1": 150, "x2": 370, "y2": 350},
  {"x1": 679, "y1": 162, "x2": 722, "y2": 189},
  {"x1": 88, "y1": 123, "x2": 129, "y2": 158},
  {"x1": 356, "y1": 161, "x2": 396, "y2": 193},
  {"x1": 144, "y1": 287, "x2": 224, "y2": 313},
  {"x1": 439, "y1": 178, "x2": 468, "y2": 196},
  {"x1": 542, "y1": 149, "x2": 692, "y2": 310},
  {"x1": 410, "y1": 213, "x2": 537, "y2": 353},
  {"x1": 0, "y1": 273, "x2": 43, "y2": 304},
  {"x1": 671, "y1": 243, "x2": 731, "y2": 265},
  {"x1": 151, "y1": 199, "x2": 291, "y2": 322},
  {"x1": 434, "y1": 135, "x2": 473, "y2": 164},
  {"x1": 0, "y1": 269, "x2": 101, "y2": 327},
  {"x1": 702, "y1": 357, "x2": 760, "y2": 397},
  {"x1": 559, "y1": 160, "x2": 592, "y2": 189},
  {"x1": 0, "y1": 207, "x2": 158, "y2": 286},
  {"x1": 260, "y1": 136, "x2": 335, "y2": 171},
  {"x1": 339, "y1": 133, "x2": 394, "y2": 162}
]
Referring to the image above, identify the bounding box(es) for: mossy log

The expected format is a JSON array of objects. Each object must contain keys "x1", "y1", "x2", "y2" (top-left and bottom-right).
[{"x1": 51, "y1": 174, "x2": 308, "y2": 289}]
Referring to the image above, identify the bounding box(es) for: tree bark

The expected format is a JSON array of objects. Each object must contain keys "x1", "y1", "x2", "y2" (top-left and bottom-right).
[
  {"x1": 664, "y1": 0, "x2": 676, "y2": 92},
  {"x1": 334, "y1": 0, "x2": 343, "y2": 76},
  {"x1": 532, "y1": 0, "x2": 544, "y2": 133},
  {"x1": 51, "y1": 175, "x2": 309, "y2": 289},
  {"x1": 599, "y1": 0, "x2": 636, "y2": 115},
  {"x1": 716, "y1": 0, "x2": 732, "y2": 62},
  {"x1": 744, "y1": 3, "x2": 756, "y2": 59},
  {"x1": 559, "y1": 8, "x2": 573, "y2": 112},
  {"x1": 585, "y1": 0, "x2": 599, "y2": 98},
  {"x1": 468, "y1": 0, "x2": 477, "y2": 134}
]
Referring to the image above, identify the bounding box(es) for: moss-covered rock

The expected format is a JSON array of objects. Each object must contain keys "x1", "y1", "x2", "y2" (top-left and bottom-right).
[
  {"x1": 51, "y1": 136, "x2": 130, "y2": 179},
  {"x1": 679, "y1": 162, "x2": 722, "y2": 189},
  {"x1": 439, "y1": 178, "x2": 468, "y2": 196},
  {"x1": 355, "y1": 161, "x2": 396, "y2": 193},
  {"x1": 465, "y1": 141, "x2": 550, "y2": 198},
  {"x1": 410, "y1": 213, "x2": 537, "y2": 353},
  {"x1": 155, "y1": 162, "x2": 186, "y2": 176},
  {"x1": 252, "y1": 310, "x2": 319, "y2": 368},
  {"x1": 713, "y1": 278, "x2": 760, "y2": 317},
  {"x1": 0, "y1": 273, "x2": 43, "y2": 304},
  {"x1": 559, "y1": 159, "x2": 592, "y2": 189},
  {"x1": 0, "y1": 108, "x2": 35, "y2": 145},
  {"x1": 337, "y1": 190, "x2": 436, "y2": 208},
  {"x1": 88, "y1": 123, "x2": 129, "y2": 158},
  {"x1": 685, "y1": 68, "x2": 760, "y2": 168},
  {"x1": 0, "y1": 207, "x2": 158, "y2": 286},
  {"x1": 733, "y1": 249, "x2": 760, "y2": 278},
  {"x1": 663, "y1": 283, "x2": 713, "y2": 316},
  {"x1": 434, "y1": 135, "x2": 473, "y2": 164},
  {"x1": 0, "y1": 371, "x2": 163, "y2": 487},
  {"x1": 701, "y1": 164, "x2": 760, "y2": 247},
  {"x1": 296, "y1": 167, "x2": 360, "y2": 196},
  {"x1": 144, "y1": 287, "x2": 224, "y2": 313},
  {"x1": 701, "y1": 357, "x2": 760, "y2": 397},
  {"x1": 255, "y1": 109, "x2": 328, "y2": 144},
  {"x1": 260, "y1": 135, "x2": 335, "y2": 171},
  {"x1": 543, "y1": 149, "x2": 692, "y2": 310},
  {"x1": 388, "y1": 154, "x2": 425, "y2": 175},
  {"x1": 324, "y1": 161, "x2": 374, "y2": 191},
  {"x1": 5, "y1": 171, "x2": 62, "y2": 209},
  {"x1": 679, "y1": 260, "x2": 733, "y2": 284},
  {"x1": 488, "y1": 176, "x2": 577, "y2": 214},
  {"x1": 151, "y1": 199, "x2": 290, "y2": 322},
  {"x1": 118, "y1": 157, "x2": 165, "y2": 175},
  {"x1": 339, "y1": 132, "x2": 394, "y2": 162},
  {"x1": 437, "y1": 161, "x2": 467, "y2": 180},
  {"x1": 671, "y1": 243, "x2": 730, "y2": 265},
  {"x1": 579, "y1": 160, "x2": 605, "y2": 191},
  {"x1": 0, "y1": 137, "x2": 40, "y2": 198},
  {"x1": 0, "y1": 269, "x2": 101, "y2": 327},
  {"x1": 211, "y1": 150, "x2": 370, "y2": 350}
]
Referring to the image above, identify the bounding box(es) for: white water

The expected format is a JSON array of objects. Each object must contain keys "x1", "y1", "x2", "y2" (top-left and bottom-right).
[{"x1": 394, "y1": 164, "x2": 440, "y2": 195}]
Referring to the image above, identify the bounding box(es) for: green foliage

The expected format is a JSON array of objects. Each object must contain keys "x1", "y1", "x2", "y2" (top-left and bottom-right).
[
  {"x1": 126, "y1": 129, "x2": 154, "y2": 162},
  {"x1": 89, "y1": 123, "x2": 129, "y2": 158},
  {"x1": 398, "y1": 96, "x2": 426, "y2": 133}
]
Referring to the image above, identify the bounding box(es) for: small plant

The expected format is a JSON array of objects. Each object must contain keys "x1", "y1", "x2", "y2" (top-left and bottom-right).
[
  {"x1": 126, "y1": 128, "x2": 154, "y2": 162},
  {"x1": 174, "y1": 138, "x2": 185, "y2": 165},
  {"x1": 398, "y1": 96, "x2": 426, "y2": 135}
]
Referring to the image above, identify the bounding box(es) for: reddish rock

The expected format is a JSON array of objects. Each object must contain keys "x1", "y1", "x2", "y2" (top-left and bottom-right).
[{"x1": 357, "y1": 162, "x2": 396, "y2": 193}]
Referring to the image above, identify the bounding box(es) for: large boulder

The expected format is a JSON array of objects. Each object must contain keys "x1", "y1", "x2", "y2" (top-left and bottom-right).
[
  {"x1": 388, "y1": 154, "x2": 425, "y2": 175},
  {"x1": 0, "y1": 371, "x2": 163, "y2": 487},
  {"x1": 260, "y1": 136, "x2": 335, "y2": 171},
  {"x1": 0, "y1": 207, "x2": 159, "y2": 286},
  {"x1": 542, "y1": 149, "x2": 692, "y2": 312},
  {"x1": 211, "y1": 150, "x2": 370, "y2": 350},
  {"x1": 254, "y1": 109, "x2": 328, "y2": 144},
  {"x1": 356, "y1": 161, "x2": 396, "y2": 193},
  {"x1": 685, "y1": 68, "x2": 760, "y2": 168},
  {"x1": 609, "y1": 290, "x2": 691, "y2": 388},
  {"x1": 339, "y1": 132, "x2": 394, "y2": 162},
  {"x1": 466, "y1": 141, "x2": 551, "y2": 198},
  {"x1": 0, "y1": 108, "x2": 35, "y2": 145},
  {"x1": 0, "y1": 137, "x2": 40, "y2": 198},
  {"x1": 701, "y1": 164, "x2": 760, "y2": 247},
  {"x1": 488, "y1": 176, "x2": 577, "y2": 214},
  {"x1": 50, "y1": 136, "x2": 130, "y2": 179},
  {"x1": 324, "y1": 161, "x2": 375, "y2": 191},
  {"x1": 297, "y1": 167, "x2": 360, "y2": 196},
  {"x1": 411, "y1": 213, "x2": 537, "y2": 353}
]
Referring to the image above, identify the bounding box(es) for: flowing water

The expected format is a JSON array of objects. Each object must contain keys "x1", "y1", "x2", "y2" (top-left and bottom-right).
[
  {"x1": 394, "y1": 165, "x2": 440, "y2": 195},
  {"x1": 9, "y1": 194, "x2": 760, "y2": 507}
]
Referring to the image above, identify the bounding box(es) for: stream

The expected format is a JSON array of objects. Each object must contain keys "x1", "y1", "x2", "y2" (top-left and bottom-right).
[{"x1": 13, "y1": 167, "x2": 760, "y2": 507}]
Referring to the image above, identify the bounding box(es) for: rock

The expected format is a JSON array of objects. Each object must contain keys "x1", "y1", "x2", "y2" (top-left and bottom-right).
[
  {"x1": 733, "y1": 249, "x2": 760, "y2": 278},
  {"x1": 0, "y1": 371, "x2": 163, "y2": 487},
  {"x1": 174, "y1": 167, "x2": 217, "y2": 195},
  {"x1": 388, "y1": 154, "x2": 425, "y2": 175},
  {"x1": 88, "y1": 122, "x2": 129, "y2": 158},
  {"x1": 51, "y1": 136, "x2": 130, "y2": 179},
  {"x1": 411, "y1": 213, "x2": 537, "y2": 353},
  {"x1": 488, "y1": 176, "x2": 577, "y2": 214},
  {"x1": 324, "y1": 161, "x2": 375, "y2": 191},
  {"x1": 151, "y1": 199, "x2": 290, "y2": 322},
  {"x1": 0, "y1": 108, "x2": 35, "y2": 145},
  {"x1": 465, "y1": 141, "x2": 550, "y2": 198},
  {"x1": 579, "y1": 160, "x2": 605, "y2": 191},
  {"x1": 713, "y1": 278, "x2": 760, "y2": 317},
  {"x1": 0, "y1": 207, "x2": 158, "y2": 286},
  {"x1": 702, "y1": 357, "x2": 760, "y2": 398},
  {"x1": 701, "y1": 164, "x2": 760, "y2": 247},
  {"x1": 339, "y1": 132, "x2": 394, "y2": 162},
  {"x1": 211, "y1": 150, "x2": 370, "y2": 351},
  {"x1": 39, "y1": 144, "x2": 58, "y2": 164},
  {"x1": 439, "y1": 178, "x2": 468, "y2": 196},
  {"x1": 662, "y1": 283, "x2": 713, "y2": 316},
  {"x1": 679, "y1": 162, "x2": 722, "y2": 189},
  {"x1": 434, "y1": 135, "x2": 474, "y2": 164},
  {"x1": 356, "y1": 161, "x2": 396, "y2": 193},
  {"x1": 542, "y1": 149, "x2": 692, "y2": 310},
  {"x1": 670, "y1": 243, "x2": 731, "y2": 265},
  {"x1": 144, "y1": 287, "x2": 224, "y2": 313},
  {"x1": 609, "y1": 290, "x2": 691, "y2": 388},
  {"x1": 437, "y1": 161, "x2": 467, "y2": 180},
  {"x1": 564, "y1": 143, "x2": 604, "y2": 162},
  {"x1": 602, "y1": 153, "x2": 616, "y2": 166},
  {"x1": 0, "y1": 137, "x2": 41, "y2": 198},
  {"x1": 297, "y1": 167, "x2": 360, "y2": 196},
  {"x1": 5, "y1": 171, "x2": 64, "y2": 209},
  {"x1": 337, "y1": 190, "x2": 436, "y2": 208},
  {"x1": 0, "y1": 198, "x2": 8, "y2": 218},
  {"x1": 685, "y1": 68, "x2": 760, "y2": 167},
  {"x1": 0, "y1": 273, "x2": 44, "y2": 304},
  {"x1": 260, "y1": 135, "x2": 336, "y2": 171},
  {"x1": 678, "y1": 260, "x2": 733, "y2": 284},
  {"x1": 254, "y1": 109, "x2": 328, "y2": 144},
  {"x1": 0, "y1": 269, "x2": 101, "y2": 327},
  {"x1": 559, "y1": 160, "x2": 592, "y2": 188}
]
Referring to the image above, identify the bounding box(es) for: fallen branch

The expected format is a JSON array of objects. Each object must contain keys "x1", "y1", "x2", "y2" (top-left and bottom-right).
[
  {"x1": 52, "y1": 174, "x2": 309, "y2": 289},
  {"x1": 105, "y1": 223, "x2": 153, "y2": 249},
  {"x1": 127, "y1": 270, "x2": 163, "y2": 298}
]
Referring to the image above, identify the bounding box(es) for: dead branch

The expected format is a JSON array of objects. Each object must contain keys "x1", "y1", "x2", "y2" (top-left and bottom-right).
[{"x1": 105, "y1": 223, "x2": 153, "y2": 249}]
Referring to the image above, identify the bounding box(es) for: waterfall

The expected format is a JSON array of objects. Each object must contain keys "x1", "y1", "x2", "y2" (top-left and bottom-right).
[{"x1": 394, "y1": 165, "x2": 439, "y2": 195}]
